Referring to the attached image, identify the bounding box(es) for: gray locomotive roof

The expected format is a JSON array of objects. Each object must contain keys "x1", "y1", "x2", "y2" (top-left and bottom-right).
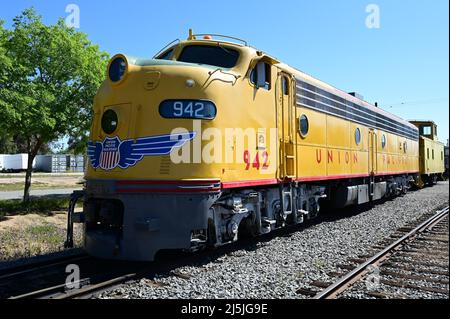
[{"x1": 277, "y1": 62, "x2": 418, "y2": 132}]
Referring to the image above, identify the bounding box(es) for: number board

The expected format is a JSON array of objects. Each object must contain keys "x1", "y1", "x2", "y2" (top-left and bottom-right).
[{"x1": 159, "y1": 100, "x2": 217, "y2": 120}]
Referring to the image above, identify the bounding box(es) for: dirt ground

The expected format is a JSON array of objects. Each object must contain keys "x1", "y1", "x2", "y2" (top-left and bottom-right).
[
  {"x1": 0, "y1": 174, "x2": 84, "y2": 261},
  {"x1": 0, "y1": 212, "x2": 83, "y2": 261}
]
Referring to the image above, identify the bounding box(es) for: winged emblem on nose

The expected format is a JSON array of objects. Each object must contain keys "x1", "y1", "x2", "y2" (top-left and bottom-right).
[{"x1": 87, "y1": 132, "x2": 196, "y2": 170}]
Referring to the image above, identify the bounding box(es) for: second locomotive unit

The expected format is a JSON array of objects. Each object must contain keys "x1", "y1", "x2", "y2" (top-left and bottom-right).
[{"x1": 80, "y1": 30, "x2": 442, "y2": 261}]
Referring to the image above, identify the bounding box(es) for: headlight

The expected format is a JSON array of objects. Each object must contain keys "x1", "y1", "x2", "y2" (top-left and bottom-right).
[
  {"x1": 108, "y1": 56, "x2": 127, "y2": 83},
  {"x1": 101, "y1": 109, "x2": 118, "y2": 134}
]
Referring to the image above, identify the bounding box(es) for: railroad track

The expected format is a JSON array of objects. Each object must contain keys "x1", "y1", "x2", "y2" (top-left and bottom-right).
[
  {"x1": 2, "y1": 216, "x2": 327, "y2": 299},
  {"x1": 3, "y1": 205, "x2": 448, "y2": 299},
  {"x1": 308, "y1": 206, "x2": 449, "y2": 299},
  {"x1": 0, "y1": 252, "x2": 89, "y2": 299},
  {"x1": 10, "y1": 270, "x2": 141, "y2": 299},
  {"x1": 0, "y1": 252, "x2": 148, "y2": 299},
  {"x1": 1, "y1": 205, "x2": 333, "y2": 299}
]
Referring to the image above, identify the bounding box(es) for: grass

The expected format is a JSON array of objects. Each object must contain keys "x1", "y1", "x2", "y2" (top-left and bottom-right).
[
  {"x1": 313, "y1": 259, "x2": 326, "y2": 270},
  {"x1": 0, "y1": 216, "x2": 83, "y2": 261},
  {"x1": 28, "y1": 223, "x2": 62, "y2": 246},
  {"x1": 0, "y1": 172, "x2": 84, "y2": 178},
  {"x1": 0, "y1": 198, "x2": 84, "y2": 261},
  {"x1": 0, "y1": 197, "x2": 77, "y2": 216},
  {"x1": 0, "y1": 182, "x2": 80, "y2": 192}
]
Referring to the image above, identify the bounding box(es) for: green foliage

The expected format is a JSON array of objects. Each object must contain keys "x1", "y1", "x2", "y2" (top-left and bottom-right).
[
  {"x1": 0, "y1": 134, "x2": 52, "y2": 154},
  {"x1": 0, "y1": 20, "x2": 11, "y2": 84},
  {"x1": 0, "y1": 8, "x2": 109, "y2": 147},
  {"x1": 0, "y1": 8, "x2": 109, "y2": 200},
  {"x1": 0, "y1": 135, "x2": 18, "y2": 154},
  {"x1": 67, "y1": 134, "x2": 90, "y2": 154}
]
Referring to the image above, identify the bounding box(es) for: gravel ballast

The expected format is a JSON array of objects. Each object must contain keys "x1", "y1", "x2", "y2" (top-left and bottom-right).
[{"x1": 99, "y1": 182, "x2": 449, "y2": 299}]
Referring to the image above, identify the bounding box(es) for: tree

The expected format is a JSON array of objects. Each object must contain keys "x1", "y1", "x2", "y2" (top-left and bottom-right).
[
  {"x1": 0, "y1": 8, "x2": 109, "y2": 202},
  {"x1": 0, "y1": 134, "x2": 52, "y2": 154},
  {"x1": 67, "y1": 134, "x2": 90, "y2": 155}
]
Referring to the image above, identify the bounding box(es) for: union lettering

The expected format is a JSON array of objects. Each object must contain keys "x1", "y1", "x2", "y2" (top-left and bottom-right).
[{"x1": 316, "y1": 149, "x2": 322, "y2": 164}]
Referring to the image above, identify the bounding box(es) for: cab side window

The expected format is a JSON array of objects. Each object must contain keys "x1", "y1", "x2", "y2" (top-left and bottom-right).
[
  {"x1": 250, "y1": 61, "x2": 271, "y2": 90},
  {"x1": 156, "y1": 49, "x2": 174, "y2": 60},
  {"x1": 282, "y1": 76, "x2": 289, "y2": 95}
]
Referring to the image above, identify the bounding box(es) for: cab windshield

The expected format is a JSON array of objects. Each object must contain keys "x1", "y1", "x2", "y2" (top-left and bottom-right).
[{"x1": 177, "y1": 45, "x2": 239, "y2": 68}]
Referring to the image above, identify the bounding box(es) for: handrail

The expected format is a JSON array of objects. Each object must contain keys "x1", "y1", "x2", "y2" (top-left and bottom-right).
[
  {"x1": 64, "y1": 190, "x2": 85, "y2": 248},
  {"x1": 192, "y1": 34, "x2": 248, "y2": 46},
  {"x1": 152, "y1": 34, "x2": 248, "y2": 60}
]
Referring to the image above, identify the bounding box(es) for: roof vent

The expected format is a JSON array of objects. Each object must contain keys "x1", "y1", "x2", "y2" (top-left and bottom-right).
[{"x1": 348, "y1": 92, "x2": 364, "y2": 100}]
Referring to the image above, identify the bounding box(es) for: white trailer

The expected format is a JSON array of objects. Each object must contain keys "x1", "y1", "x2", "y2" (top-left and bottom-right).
[{"x1": 2, "y1": 154, "x2": 31, "y2": 171}]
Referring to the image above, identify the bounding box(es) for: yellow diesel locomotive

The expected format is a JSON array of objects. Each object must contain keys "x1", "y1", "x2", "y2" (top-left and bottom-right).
[{"x1": 78, "y1": 31, "x2": 441, "y2": 261}]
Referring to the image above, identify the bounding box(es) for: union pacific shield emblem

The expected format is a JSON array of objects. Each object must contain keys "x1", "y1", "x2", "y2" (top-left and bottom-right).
[
  {"x1": 87, "y1": 132, "x2": 196, "y2": 171},
  {"x1": 99, "y1": 137, "x2": 121, "y2": 170}
]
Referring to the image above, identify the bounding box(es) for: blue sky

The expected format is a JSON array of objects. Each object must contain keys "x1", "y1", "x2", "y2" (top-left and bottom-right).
[{"x1": 1, "y1": 0, "x2": 449, "y2": 143}]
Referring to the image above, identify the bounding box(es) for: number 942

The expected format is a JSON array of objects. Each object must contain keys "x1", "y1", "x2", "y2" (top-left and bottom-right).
[
  {"x1": 244, "y1": 150, "x2": 269, "y2": 170},
  {"x1": 159, "y1": 100, "x2": 217, "y2": 120},
  {"x1": 173, "y1": 101, "x2": 204, "y2": 117}
]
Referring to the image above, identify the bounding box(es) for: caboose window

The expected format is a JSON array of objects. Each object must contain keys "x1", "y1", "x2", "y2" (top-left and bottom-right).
[
  {"x1": 421, "y1": 125, "x2": 432, "y2": 136},
  {"x1": 177, "y1": 45, "x2": 239, "y2": 68}
]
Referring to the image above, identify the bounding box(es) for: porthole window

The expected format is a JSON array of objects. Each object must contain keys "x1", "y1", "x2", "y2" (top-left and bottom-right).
[
  {"x1": 355, "y1": 128, "x2": 361, "y2": 145},
  {"x1": 299, "y1": 115, "x2": 309, "y2": 137},
  {"x1": 381, "y1": 135, "x2": 387, "y2": 149},
  {"x1": 404, "y1": 142, "x2": 407, "y2": 153}
]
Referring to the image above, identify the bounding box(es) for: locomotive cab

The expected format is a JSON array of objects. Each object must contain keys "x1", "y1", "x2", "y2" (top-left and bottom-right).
[{"x1": 87, "y1": 32, "x2": 281, "y2": 181}]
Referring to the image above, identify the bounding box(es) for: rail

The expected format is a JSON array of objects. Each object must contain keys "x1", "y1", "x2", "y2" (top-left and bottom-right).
[{"x1": 313, "y1": 206, "x2": 449, "y2": 299}]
